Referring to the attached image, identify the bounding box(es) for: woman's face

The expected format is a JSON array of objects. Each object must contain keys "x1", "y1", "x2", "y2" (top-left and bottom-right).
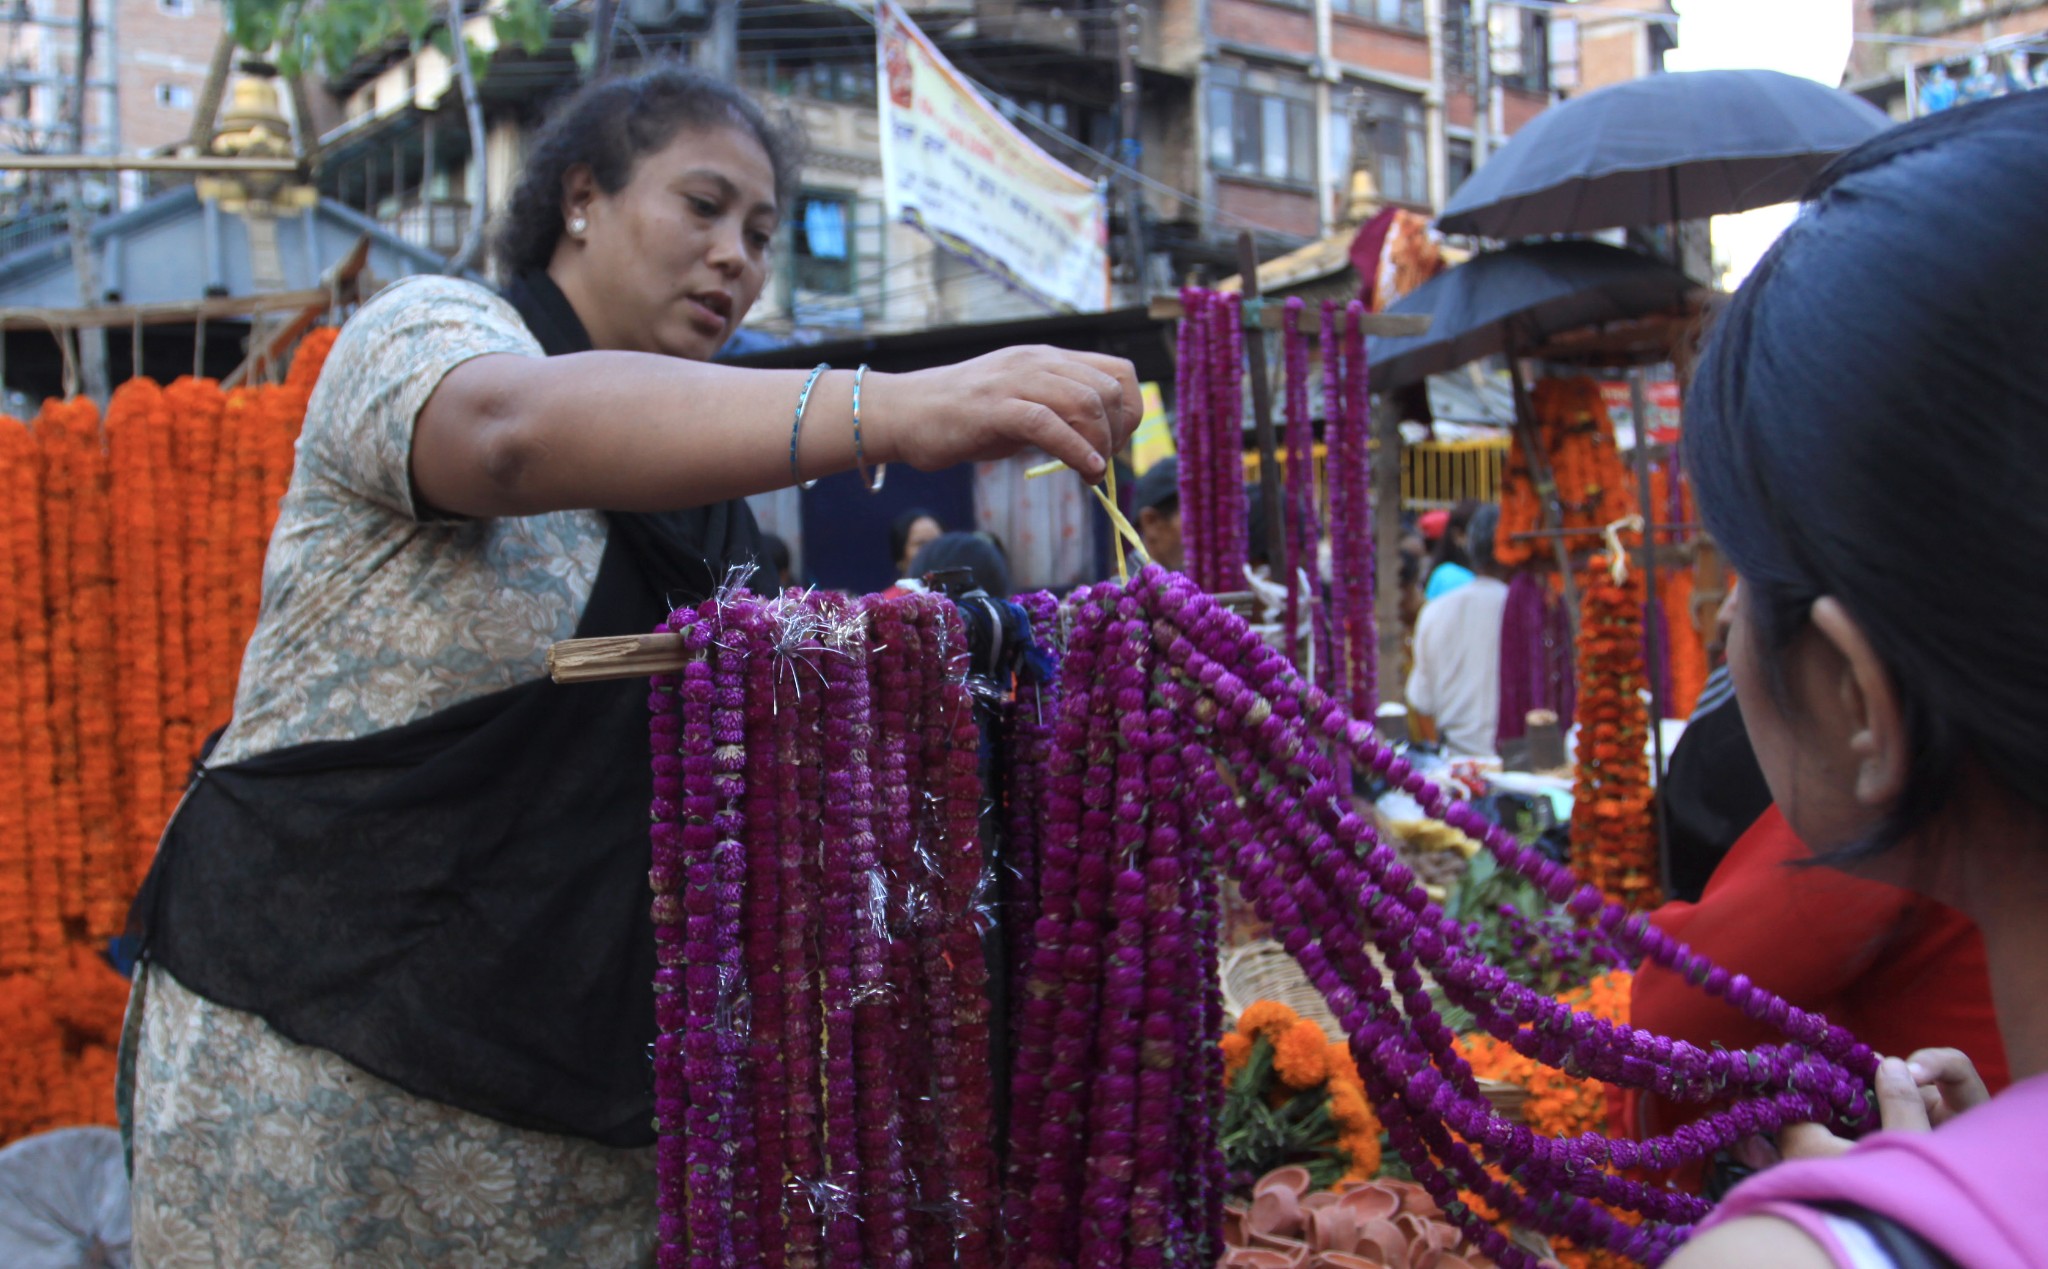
[
  {"x1": 1723, "y1": 582, "x2": 1892, "y2": 873},
  {"x1": 900, "y1": 516, "x2": 942, "y2": 573},
  {"x1": 562, "y1": 124, "x2": 779, "y2": 361}
]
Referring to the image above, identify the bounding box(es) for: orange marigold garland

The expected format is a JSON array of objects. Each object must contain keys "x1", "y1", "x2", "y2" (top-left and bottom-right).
[
  {"x1": 106, "y1": 380, "x2": 170, "y2": 898},
  {"x1": 1570, "y1": 555, "x2": 1660, "y2": 911},
  {"x1": 166, "y1": 376, "x2": 226, "y2": 746},
  {"x1": 0, "y1": 338, "x2": 333, "y2": 1147},
  {"x1": 1494, "y1": 378, "x2": 1641, "y2": 570},
  {"x1": 58, "y1": 398, "x2": 128, "y2": 942},
  {"x1": 144, "y1": 381, "x2": 191, "y2": 824},
  {"x1": 0, "y1": 418, "x2": 39, "y2": 975}
]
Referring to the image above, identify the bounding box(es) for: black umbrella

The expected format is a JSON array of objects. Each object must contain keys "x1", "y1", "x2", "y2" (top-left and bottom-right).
[
  {"x1": 1437, "y1": 69, "x2": 1892, "y2": 239},
  {"x1": 1365, "y1": 240, "x2": 1695, "y2": 392}
]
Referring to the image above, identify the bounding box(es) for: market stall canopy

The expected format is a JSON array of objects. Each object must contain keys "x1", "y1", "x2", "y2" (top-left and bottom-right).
[
  {"x1": 1365, "y1": 240, "x2": 1696, "y2": 392},
  {"x1": 1435, "y1": 69, "x2": 1893, "y2": 239}
]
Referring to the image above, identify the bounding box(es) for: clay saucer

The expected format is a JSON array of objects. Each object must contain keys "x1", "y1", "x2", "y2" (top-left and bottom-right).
[
  {"x1": 1250, "y1": 1187, "x2": 1304, "y2": 1239},
  {"x1": 1303, "y1": 1191, "x2": 1342, "y2": 1212},
  {"x1": 1355, "y1": 1219, "x2": 1410, "y2": 1269},
  {"x1": 1256, "y1": 1165, "x2": 1315, "y2": 1199},
  {"x1": 1246, "y1": 1232, "x2": 1312, "y2": 1267},
  {"x1": 1223, "y1": 1250, "x2": 1300, "y2": 1269},
  {"x1": 1337, "y1": 1184, "x2": 1401, "y2": 1223},
  {"x1": 1307, "y1": 1204, "x2": 1359, "y2": 1255},
  {"x1": 1312, "y1": 1253, "x2": 1389, "y2": 1269},
  {"x1": 1423, "y1": 1220, "x2": 1462, "y2": 1252},
  {"x1": 1224, "y1": 1200, "x2": 1251, "y2": 1248}
]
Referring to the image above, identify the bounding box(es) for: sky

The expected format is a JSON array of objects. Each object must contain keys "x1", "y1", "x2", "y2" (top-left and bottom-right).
[{"x1": 1662, "y1": 0, "x2": 1857, "y2": 285}]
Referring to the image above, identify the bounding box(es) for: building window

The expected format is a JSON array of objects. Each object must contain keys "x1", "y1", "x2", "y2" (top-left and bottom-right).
[
  {"x1": 1447, "y1": 138, "x2": 1473, "y2": 199},
  {"x1": 1489, "y1": 6, "x2": 1551, "y2": 94},
  {"x1": 1330, "y1": 0, "x2": 1422, "y2": 31},
  {"x1": 154, "y1": 82, "x2": 194, "y2": 110},
  {"x1": 1344, "y1": 85, "x2": 1427, "y2": 207},
  {"x1": 157, "y1": 0, "x2": 193, "y2": 14},
  {"x1": 745, "y1": 57, "x2": 877, "y2": 105},
  {"x1": 792, "y1": 191, "x2": 855, "y2": 295},
  {"x1": 1207, "y1": 64, "x2": 1314, "y2": 185}
]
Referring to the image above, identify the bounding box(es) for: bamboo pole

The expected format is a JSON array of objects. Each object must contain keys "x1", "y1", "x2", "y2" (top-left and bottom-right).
[
  {"x1": 0, "y1": 154, "x2": 302, "y2": 173},
  {"x1": 1147, "y1": 296, "x2": 1428, "y2": 338},
  {"x1": 0, "y1": 288, "x2": 337, "y2": 332}
]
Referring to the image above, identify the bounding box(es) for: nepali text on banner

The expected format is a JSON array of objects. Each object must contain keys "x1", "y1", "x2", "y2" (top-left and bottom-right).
[{"x1": 877, "y1": 0, "x2": 1111, "y2": 314}]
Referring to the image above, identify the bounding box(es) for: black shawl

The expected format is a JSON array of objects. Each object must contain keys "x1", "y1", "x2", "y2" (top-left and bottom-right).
[{"x1": 129, "y1": 271, "x2": 761, "y2": 1146}]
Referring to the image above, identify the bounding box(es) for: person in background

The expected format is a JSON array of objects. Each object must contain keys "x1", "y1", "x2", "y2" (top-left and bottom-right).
[
  {"x1": 1405, "y1": 503, "x2": 1508, "y2": 756},
  {"x1": 1423, "y1": 499, "x2": 1481, "y2": 601},
  {"x1": 1656, "y1": 659, "x2": 1773, "y2": 904},
  {"x1": 760, "y1": 531, "x2": 794, "y2": 589},
  {"x1": 907, "y1": 530, "x2": 1012, "y2": 599},
  {"x1": 1133, "y1": 456, "x2": 1182, "y2": 572},
  {"x1": 890, "y1": 506, "x2": 943, "y2": 578},
  {"x1": 1398, "y1": 524, "x2": 1428, "y2": 634},
  {"x1": 1668, "y1": 92, "x2": 2048, "y2": 1267}
]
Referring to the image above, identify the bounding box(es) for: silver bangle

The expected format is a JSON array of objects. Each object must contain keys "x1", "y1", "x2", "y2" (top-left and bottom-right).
[
  {"x1": 851, "y1": 362, "x2": 885, "y2": 493},
  {"x1": 789, "y1": 362, "x2": 829, "y2": 491}
]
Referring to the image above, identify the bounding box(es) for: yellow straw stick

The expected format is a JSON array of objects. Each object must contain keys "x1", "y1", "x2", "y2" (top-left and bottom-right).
[
  {"x1": 1105, "y1": 459, "x2": 1127, "y2": 582},
  {"x1": 1091, "y1": 484, "x2": 1149, "y2": 574},
  {"x1": 1025, "y1": 459, "x2": 1068, "y2": 479}
]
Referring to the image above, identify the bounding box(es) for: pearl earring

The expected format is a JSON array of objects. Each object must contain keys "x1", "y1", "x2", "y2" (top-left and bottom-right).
[{"x1": 569, "y1": 215, "x2": 588, "y2": 236}]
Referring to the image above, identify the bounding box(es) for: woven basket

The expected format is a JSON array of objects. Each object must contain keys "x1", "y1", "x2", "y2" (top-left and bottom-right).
[{"x1": 1219, "y1": 938, "x2": 1527, "y2": 1123}]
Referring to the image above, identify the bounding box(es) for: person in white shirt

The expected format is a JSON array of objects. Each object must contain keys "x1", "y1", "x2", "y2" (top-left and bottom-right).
[{"x1": 1405, "y1": 502, "x2": 1510, "y2": 756}]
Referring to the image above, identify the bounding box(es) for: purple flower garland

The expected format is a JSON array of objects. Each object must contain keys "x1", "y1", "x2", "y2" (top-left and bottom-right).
[
  {"x1": 1174, "y1": 289, "x2": 1211, "y2": 590},
  {"x1": 644, "y1": 571, "x2": 1881, "y2": 1268}
]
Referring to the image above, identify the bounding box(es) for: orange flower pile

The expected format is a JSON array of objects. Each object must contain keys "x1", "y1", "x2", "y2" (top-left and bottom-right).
[
  {"x1": 1570, "y1": 556, "x2": 1660, "y2": 911},
  {"x1": 1454, "y1": 971, "x2": 1640, "y2": 1269},
  {"x1": 0, "y1": 329, "x2": 337, "y2": 1146},
  {"x1": 1226, "y1": 1001, "x2": 1382, "y2": 1182},
  {"x1": 1496, "y1": 378, "x2": 1639, "y2": 568}
]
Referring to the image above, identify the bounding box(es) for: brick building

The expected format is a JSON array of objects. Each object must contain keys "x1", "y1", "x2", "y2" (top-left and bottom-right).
[
  {"x1": 0, "y1": 0, "x2": 223, "y2": 155},
  {"x1": 307, "y1": 0, "x2": 1691, "y2": 340}
]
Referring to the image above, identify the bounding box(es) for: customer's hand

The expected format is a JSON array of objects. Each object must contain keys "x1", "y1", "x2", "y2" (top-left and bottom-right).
[
  {"x1": 1777, "y1": 1052, "x2": 1986, "y2": 1160},
  {"x1": 865, "y1": 346, "x2": 1143, "y2": 480}
]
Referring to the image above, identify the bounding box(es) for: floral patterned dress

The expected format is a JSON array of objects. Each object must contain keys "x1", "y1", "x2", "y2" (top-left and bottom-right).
[{"x1": 123, "y1": 276, "x2": 659, "y2": 1267}]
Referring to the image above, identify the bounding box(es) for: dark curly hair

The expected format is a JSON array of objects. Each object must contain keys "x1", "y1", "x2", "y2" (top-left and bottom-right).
[{"x1": 492, "y1": 61, "x2": 804, "y2": 275}]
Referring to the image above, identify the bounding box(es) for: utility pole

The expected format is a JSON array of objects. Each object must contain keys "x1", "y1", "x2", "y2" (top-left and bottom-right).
[
  {"x1": 695, "y1": 0, "x2": 739, "y2": 80},
  {"x1": 592, "y1": 0, "x2": 616, "y2": 77},
  {"x1": 1470, "y1": 0, "x2": 1492, "y2": 166},
  {"x1": 1115, "y1": 0, "x2": 1146, "y2": 296},
  {"x1": 66, "y1": 0, "x2": 109, "y2": 401}
]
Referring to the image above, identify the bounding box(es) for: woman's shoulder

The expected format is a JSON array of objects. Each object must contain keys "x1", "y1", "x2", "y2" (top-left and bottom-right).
[{"x1": 1690, "y1": 1075, "x2": 2048, "y2": 1268}]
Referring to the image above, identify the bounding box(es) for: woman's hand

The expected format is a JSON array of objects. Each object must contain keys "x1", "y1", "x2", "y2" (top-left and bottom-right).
[
  {"x1": 865, "y1": 346, "x2": 1144, "y2": 480},
  {"x1": 1777, "y1": 1051, "x2": 1988, "y2": 1160}
]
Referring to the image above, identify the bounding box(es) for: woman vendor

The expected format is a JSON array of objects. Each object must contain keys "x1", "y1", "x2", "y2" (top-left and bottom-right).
[{"x1": 122, "y1": 65, "x2": 1139, "y2": 1265}]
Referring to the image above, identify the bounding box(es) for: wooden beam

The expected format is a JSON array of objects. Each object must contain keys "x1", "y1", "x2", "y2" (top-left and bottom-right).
[
  {"x1": 1147, "y1": 295, "x2": 1429, "y2": 338},
  {"x1": 0, "y1": 287, "x2": 335, "y2": 332},
  {"x1": 0, "y1": 154, "x2": 302, "y2": 174},
  {"x1": 548, "y1": 632, "x2": 691, "y2": 684}
]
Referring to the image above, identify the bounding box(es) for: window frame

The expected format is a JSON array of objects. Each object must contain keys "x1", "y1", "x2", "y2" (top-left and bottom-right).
[
  {"x1": 790, "y1": 189, "x2": 857, "y2": 297},
  {"x1": 1207, "y1": 64, "x2": 1317, "y2": 187}
]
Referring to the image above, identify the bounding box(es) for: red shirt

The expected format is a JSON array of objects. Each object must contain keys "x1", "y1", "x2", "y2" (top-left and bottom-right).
[{"x1": 1613, "y1": 805, "x2": 2007, "y2": 1143}]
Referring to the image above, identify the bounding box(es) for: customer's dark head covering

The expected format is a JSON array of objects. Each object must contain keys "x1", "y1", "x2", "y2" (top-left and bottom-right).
[
  {"x1": 908, "y1": 530, "x2": 1011, "y2": 598},
  {"x1": 1135, "y1": 456, "x2": 1180, "y2": 515}
]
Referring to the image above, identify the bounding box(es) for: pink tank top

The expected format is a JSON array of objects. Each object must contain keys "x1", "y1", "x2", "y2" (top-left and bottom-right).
[{"x1": 1700, "y1": 1073, "x2": 2048, "y2": 1268}]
